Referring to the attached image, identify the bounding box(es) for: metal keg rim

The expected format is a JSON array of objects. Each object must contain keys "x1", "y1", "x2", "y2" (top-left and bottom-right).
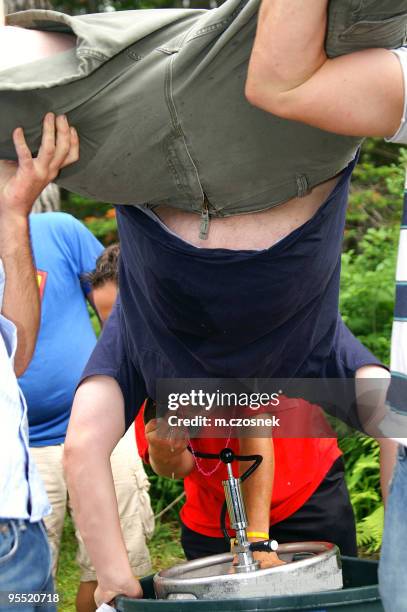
[{"x1": 154, "y1": 541, "x2": 340, "y2": 589}]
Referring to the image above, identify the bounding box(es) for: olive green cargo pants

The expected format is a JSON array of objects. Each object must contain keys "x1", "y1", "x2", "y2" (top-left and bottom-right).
[{"x1": 0, "y1": 0, "x2": 406, "y2": 216}]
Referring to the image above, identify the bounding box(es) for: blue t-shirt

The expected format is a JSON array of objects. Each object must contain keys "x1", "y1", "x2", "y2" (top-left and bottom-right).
[{"x1": 19, "y1": 213, "x2": 103, "y2": 446}]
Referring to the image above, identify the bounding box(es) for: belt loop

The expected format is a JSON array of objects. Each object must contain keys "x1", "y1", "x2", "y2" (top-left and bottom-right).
[{"x1": 296, "y1": 174, "x2": 310, "y2": 198}]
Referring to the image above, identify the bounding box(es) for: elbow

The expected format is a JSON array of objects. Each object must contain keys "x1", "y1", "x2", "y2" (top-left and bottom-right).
[
  {"x1": 63, "y1": 438, "x2": 89, "y2": 482},
  {"x1": 245, "y1": 74, "x2": 265, "y2": 109},
  {"x1": 63, "y1": 441, "x2": 79, "y2": 479},
  {"x1": 245, "y1": 72, "x2": 295, "y2": 120}
]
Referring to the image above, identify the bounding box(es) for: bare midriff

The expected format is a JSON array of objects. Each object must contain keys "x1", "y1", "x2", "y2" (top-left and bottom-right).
[
  {"x1": 0, "y1": 27, "x2": 75, "y2": 71},
  {"x1": 156, "y1": 175, "x2": 340, "y2": 251}
]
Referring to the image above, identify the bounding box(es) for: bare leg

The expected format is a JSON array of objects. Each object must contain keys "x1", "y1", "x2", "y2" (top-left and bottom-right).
[{"x1": 0, "y1": 25, "x2": 75, "y2": 71}]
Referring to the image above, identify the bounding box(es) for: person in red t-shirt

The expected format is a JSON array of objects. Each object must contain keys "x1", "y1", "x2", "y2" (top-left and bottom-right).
[{"x1": 135, "y1": 398, "x2": 357, "y2": 561}]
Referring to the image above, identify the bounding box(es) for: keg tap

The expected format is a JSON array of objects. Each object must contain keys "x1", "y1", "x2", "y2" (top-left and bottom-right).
[
  {"x1": 221, "y1": 448, "x2": 259, "y2": 572},
  {"x1": 220, "y1": 448, "x2": 278, "y2": 572},
  {"x1": 187, "y1": 446, "x2": 278, "y2": 572}
]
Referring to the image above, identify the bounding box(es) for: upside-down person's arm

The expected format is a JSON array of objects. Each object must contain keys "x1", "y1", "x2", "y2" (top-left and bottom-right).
[
  {"x1": 64, "y1": 376, "x2": 143, "y2": 606},
  {"x1": 246, "y1": 0, "x2": 404, "y2": 139}
]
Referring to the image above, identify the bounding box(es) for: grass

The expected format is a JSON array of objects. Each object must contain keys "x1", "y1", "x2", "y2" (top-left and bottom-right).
[
  {"x1": 57, "y1": 515, "x2": 81, "y2": 611},
  {"x1": 56, "y1": 515, "x2": 184, "y2": 612},
  {"x1": 148, "y1": 520, "x2": 185, "y2": 573}
]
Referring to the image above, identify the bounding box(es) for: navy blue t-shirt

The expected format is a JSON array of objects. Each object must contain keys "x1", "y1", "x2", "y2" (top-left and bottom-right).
[{"x1": 82, "y1": 157, "x2": 380, "y2": 428}]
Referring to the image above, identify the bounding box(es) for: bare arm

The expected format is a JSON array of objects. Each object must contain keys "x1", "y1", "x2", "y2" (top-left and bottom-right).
[
  {"x1": 239, "y1": 436, "x2": 282, "y2": 568},
  {"x1": 355, "y1": 366, "x2": 398, "y2": 504},
  {"x1": 0, "y1": 113, "x2": 78, "y2": 375},
  {"x1": 64, "y1": 375, "x2": 143, "y2": 607},
  {"x1": 240, "y1": 437, "x2": 273, "y2": 535},
  {"x1": 246, "y1": 0, "x2": 404, "y2": 138},
  {"x1": 0, "y1": 213, "x2": 39, "y2": 376}
]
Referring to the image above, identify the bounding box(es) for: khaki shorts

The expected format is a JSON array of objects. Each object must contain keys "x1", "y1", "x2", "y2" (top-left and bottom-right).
[
  {"x1": 31, "y1": 427, "x2": 154, "y2": 582},
  {"x1": 1, "y1": 1, "x2": 406, "y2": 219}
]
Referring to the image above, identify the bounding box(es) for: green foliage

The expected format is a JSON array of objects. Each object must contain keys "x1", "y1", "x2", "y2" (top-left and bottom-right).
[
  {"x1": 145, "y1": 464, "x2": 184, "y2": 520},
  {"x1": 62, "y1": 192, "x2": 111, "y2": 220},
  {"x1": 338, "y1": 144, "x2": 405, "y2": 553},
  {"x1": 56, "y1": 515, "x2": 81, "y2": 612},
  {"x1": 340, "y1": 143, "x2": 405, "y2": 363},
  {"x1": 148, "y1": 520, "x2": 185, "y2": 573},
  {"x1": 340, "y1": 225, "x2": 398, "y2": 363},
  {"x1": 360, "y1": 138, "x2": 403, "y2": 166},
  {"x1": 357, "y1": 505, "x2": 385, "y2": 554},
  {"x1": 344, "y1": 151, "x2": 404, "y2": 252},
  {"x1": 82, "y1": 214, "x2": 118, "y2": 245},
  {"x1": 340, "y1": 436, "x2": 384, "y2": 553},
  {"x1": 62, "y1": 192, "x2": 118, "y2": 245}
]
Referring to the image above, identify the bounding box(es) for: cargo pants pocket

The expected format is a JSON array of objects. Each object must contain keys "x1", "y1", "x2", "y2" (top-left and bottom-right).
[{"x1": 326, "y1": 0, "x2": 407, "y2": 57}]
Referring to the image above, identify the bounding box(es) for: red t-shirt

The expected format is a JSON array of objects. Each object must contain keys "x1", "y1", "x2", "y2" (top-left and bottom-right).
[{"x1": 135, "y1": 398, "x2": 341, "y2": 538}]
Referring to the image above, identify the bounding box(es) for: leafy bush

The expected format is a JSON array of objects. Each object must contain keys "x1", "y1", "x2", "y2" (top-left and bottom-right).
[
  {"x1": 145, "y1": 465, "x2": 184, "y2": 522},
  {"x1": 338, "y1": 145, "x2": 405, "y2": 552},
  {"x1": 340, "y1": 225, "x2": 398, "y2": 363},
  {"x1": 339, "y1": 435, "x2": 383, "y2": 552},
  {"x1": 61, "y1": 192, "x2": 118, "y2": 245},
  {"x1": 344, "y1": 146, "x2": 405, "y2": 252}
]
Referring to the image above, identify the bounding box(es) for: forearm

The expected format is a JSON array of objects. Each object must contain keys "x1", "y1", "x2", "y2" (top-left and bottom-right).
[
  {"x1": 0, "y1": 211, "x2": 40, "y2": 376},
  {"x1": 149, "y1": 447, "x2": 195, "y2": 479},
  {"x1": 65, "y1": 447, "x2": 134, "y2": 590},
  {"x1": 240, "y1": 437, "x2": 274, "y2": 534}
]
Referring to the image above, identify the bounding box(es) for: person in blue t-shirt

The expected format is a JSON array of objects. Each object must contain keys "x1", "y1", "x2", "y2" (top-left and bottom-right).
[
  {"x1": 19, "y1": 212, "x2": 103, "y2": 447},
  {"x1": 18, "y1": 211, "x2": 103, "y2": 591}
]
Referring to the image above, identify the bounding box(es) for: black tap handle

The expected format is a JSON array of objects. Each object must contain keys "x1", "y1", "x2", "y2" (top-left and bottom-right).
[
  {"x1": 249, "y1": 540, "x2": 278, "y2": 553},
  {"x1": 219, "y1": 448, "x2": 235, "y2": 464}
]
